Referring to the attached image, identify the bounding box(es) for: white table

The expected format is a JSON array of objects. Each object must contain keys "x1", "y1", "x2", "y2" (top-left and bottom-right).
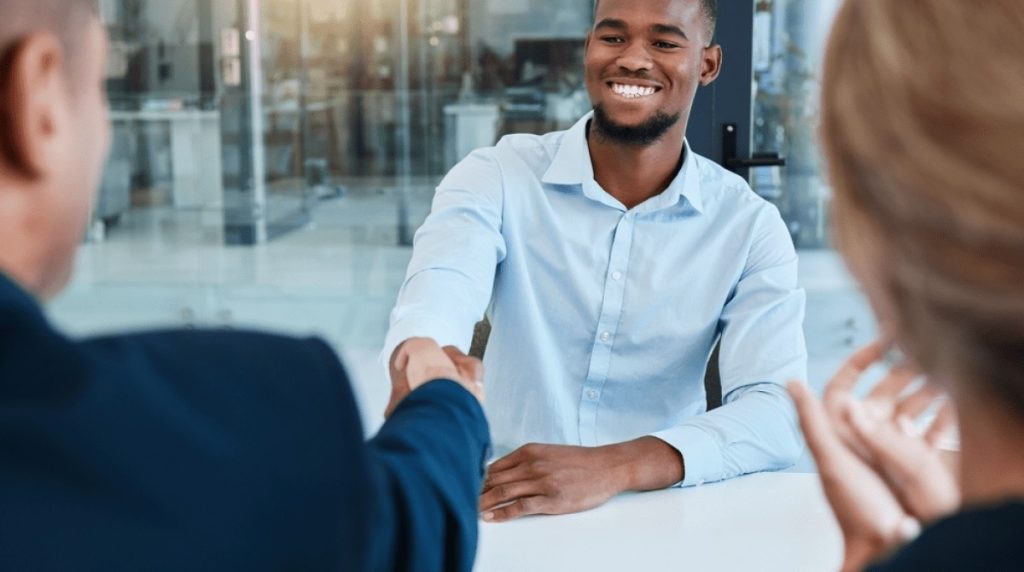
[{"x1": 476, "y1": 473, "x2": 843, "y2": 572}]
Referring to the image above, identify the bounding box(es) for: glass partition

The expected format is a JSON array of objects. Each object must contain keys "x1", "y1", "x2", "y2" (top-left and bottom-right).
[
  {"x1": 51, "y1": 0, "x2": 859, "y2": 433},
  {"x1": 750, "y1": 0, "x2": 842, "y2": 248}
]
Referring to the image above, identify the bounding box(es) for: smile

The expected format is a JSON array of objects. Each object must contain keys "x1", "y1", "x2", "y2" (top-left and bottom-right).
[{"x1": 609, "y1": 83, "x2": 660, "y2": 99}]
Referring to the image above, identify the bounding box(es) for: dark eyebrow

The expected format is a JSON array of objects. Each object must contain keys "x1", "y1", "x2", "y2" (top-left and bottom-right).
[
  {"x1": 594, "y1": 19, "x2": 689, "y2": 42},
  {"x1": 651, "y1": 23, "x2": 688, "y2": 41},
  {"x1": 594, "y1": 18, "x2": 628, "y2": 32}
]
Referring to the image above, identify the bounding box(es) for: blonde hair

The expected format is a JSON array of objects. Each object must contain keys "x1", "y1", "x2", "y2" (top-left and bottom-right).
[{"x1": 821, "y1": 0, "x2": 1024, "y2": 413}]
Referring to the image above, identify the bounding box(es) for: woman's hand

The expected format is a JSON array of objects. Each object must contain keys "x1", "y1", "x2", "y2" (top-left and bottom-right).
[{"x1": 789, "y1": 341, "x2": 959, "y2": 571}]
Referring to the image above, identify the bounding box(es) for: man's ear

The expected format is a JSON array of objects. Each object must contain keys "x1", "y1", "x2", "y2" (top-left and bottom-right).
[
  {"x1": 0, "y1": 33, "x2": 68, "y2": 179},
  {"x1": 699, "y1": 44, "x2": 723, "y2": 87}
]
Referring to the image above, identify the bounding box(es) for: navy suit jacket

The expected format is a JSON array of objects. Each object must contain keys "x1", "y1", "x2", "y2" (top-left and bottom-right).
[{"x1": 0, "y1": 274, "x2": 490, "y2": 571}]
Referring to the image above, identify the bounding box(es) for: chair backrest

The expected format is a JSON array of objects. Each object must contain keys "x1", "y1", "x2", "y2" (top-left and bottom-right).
[{"x1": 469, "y1": 318, "x2": 724, "y2": 411}]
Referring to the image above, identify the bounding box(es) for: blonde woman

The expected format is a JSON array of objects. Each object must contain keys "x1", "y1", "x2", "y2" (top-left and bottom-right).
[{"x1": 788, "y1": 0, "x2": 1024, "y2": 570}]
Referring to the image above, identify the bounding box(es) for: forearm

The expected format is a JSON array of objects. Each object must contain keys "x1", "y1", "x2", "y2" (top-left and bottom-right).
[
  {"x1": 382, "y1": 160, "x2": 506, "y2": 368},
  {"x1": 371, "y1": 380, "x2": 490, "y2": 472},
  {"x1": 383, "y1": 273, "x2": 487, "y2": 365},
  {"x1": 366, "y1": 381, "x2": 490, "y2": 571}
]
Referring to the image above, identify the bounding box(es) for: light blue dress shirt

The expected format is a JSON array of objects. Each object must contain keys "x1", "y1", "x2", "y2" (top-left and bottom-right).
[{"x1": 383, "y1": 112, "x2": 807, "y2": 487}]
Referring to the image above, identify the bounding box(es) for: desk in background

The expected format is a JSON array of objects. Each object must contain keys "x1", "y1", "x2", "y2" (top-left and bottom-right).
[
  {"x1": 476, "y1": 472, "x2": 842, "y2": 572},
  {"x1": 109, "y1": 109, "x2": 223, "y2": 211}
]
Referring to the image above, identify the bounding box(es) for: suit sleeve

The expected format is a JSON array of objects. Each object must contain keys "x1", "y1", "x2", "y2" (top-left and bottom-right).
[{"x1": 360, "y1": 380, "x2": 491, "y2": 572}]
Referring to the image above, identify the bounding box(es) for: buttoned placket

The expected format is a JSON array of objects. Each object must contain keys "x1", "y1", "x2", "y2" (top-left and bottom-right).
[{"x1": 578, "y1": 209, "x2": 637, "y2": 446}]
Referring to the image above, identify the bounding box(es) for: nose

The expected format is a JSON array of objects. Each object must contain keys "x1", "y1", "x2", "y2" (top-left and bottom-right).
[{"x1": 616, "y1": 40, "x2": 653, "y2": 72}]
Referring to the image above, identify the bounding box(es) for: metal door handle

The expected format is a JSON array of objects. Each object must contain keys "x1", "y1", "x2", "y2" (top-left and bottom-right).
[{"x1": 723, "y1": 123, "x2": 787, "y2": 171}]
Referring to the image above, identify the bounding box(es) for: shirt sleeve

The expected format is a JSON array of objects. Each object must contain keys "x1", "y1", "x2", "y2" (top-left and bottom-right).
[
  {"x1": 380, "y1": 148, "x2": 508, "y2": 370},
  {"x1": 652, "y1": 204, "x2": 807, "y2": 487}
]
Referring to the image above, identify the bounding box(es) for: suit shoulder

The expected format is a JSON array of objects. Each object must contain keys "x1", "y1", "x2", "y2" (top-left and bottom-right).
[
  {"x1": 86, "y1": 328, "x2": 334, "y2": 361},
  {"x1": 81, "y1": 329, "x2": 349, "y2": 397}
]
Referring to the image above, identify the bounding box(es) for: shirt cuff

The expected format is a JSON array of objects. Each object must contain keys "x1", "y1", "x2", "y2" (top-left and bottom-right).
[
  {"x1": 379, "y1": 315, "x2": 473, "y2": 374},
  {"x1": 650, "y1": 424, "x2": 724, "y2": 488}
]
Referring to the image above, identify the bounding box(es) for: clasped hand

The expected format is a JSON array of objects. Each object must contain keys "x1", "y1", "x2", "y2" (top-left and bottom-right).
[
  {"x1": 386, "y1": 338, "x2": 484, "y2": 418},
  {"x1": 788, "y1": 341, "x2": 960, "y2": 572}
]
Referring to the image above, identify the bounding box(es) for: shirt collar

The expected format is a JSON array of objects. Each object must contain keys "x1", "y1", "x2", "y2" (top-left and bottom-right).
[{"x1": 542, "y1": 111, "x2": 704, "y2": 214}]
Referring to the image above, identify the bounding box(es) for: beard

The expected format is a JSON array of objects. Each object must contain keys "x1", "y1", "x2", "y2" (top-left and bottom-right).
[{"x1": 592, "y1": 104, "x2": 682, "y2": 147}]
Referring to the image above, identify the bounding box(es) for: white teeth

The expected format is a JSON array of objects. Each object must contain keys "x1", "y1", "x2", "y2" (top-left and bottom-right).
[{"x1": 611, "y1": 83, "x2": 657, "y2": 99}]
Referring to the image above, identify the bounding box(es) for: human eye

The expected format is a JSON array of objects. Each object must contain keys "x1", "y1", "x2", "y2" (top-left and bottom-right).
[
  {"x1": 600, "y1": 35, "x2": 625, "y2": 44},
  {"x1": 653, "y1": 40, "x2": 680, "y2": 50}
]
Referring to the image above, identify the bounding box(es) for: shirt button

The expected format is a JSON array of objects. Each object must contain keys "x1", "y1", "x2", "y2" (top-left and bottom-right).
[
  {"x1": 611, "y1": 271, "x2": 623, "y2": 281},
  {"x1": 587, "y1": 389, "x2": 599, "y2": 400},
  {"x1": 600, "y1": 331, "x2": 612, "y2": 342}
]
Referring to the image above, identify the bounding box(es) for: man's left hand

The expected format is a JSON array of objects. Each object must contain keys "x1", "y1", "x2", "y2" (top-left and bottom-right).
[{"x1": 479, "y1": 443, "x2": 629, "y2": 522}]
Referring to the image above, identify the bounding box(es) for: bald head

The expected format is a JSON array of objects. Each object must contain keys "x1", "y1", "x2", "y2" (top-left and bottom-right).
[
  {"x1": 0, "y1": 0, "x2": 109, "y2": 299},
  {"x1": 0, "y1": 0, "x2": 98, "y2": 88},
  {"x1": 0, "y1": 0, "x2": 98, "y2": 179}
]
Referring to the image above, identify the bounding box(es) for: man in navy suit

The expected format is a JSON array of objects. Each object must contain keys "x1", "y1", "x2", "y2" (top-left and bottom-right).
[{"x1": 0, "y1": 1, "x2": 490, "y2": 570}]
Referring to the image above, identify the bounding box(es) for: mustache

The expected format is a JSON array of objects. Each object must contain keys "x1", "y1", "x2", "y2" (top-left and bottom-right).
[{"x1": 600, "y1": 70, "x2": 657, "y2": 82}]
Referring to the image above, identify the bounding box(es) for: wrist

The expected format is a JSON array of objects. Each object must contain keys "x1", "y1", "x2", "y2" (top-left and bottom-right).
[
  {"x1": 841, "y1": 530, "x2": 904, "y2": 572},
  {"x1": 598, "y1": 443, "x2": 638, "y2": 494},
  {"x1": 604, "y1": 437, "x2": 684, "y2": 492}
]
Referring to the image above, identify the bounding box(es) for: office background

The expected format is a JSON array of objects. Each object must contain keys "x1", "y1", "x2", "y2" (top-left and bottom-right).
[{"x1": 49, "y1": 0, "x2": 870, "y2": 435}]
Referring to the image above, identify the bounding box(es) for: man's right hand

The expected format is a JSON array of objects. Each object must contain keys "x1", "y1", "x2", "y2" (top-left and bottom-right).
[{"x1": 386, "y1": 338, "x2": 484, "y2": 418}]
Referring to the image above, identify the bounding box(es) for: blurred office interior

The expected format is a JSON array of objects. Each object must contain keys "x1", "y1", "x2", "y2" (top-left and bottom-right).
[{"x1": 51, "y1": 0, "x2": 870, "y2": 435}]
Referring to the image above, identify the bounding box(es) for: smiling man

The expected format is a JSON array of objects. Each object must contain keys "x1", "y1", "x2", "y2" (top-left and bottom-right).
[{"x1": 384, "y1": 0, "x2": 807, "y2": 521}]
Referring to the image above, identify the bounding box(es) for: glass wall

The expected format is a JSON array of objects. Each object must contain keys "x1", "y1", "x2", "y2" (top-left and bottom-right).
[
  {"x1": 750, "y1": 0, "x2": 842, "y2": 248},
  {"x1": 50, "y1": 0, "x2": 862, "y2": 433}
]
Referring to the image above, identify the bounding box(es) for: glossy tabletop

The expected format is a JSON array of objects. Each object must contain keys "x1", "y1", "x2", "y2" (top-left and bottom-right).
[{"x1": 476, "y1": 472, "x2": 842, "y2": 572}]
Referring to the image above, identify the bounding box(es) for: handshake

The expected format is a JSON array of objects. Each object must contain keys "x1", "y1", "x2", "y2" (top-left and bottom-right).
[{"x1": 386, "y1": 337, "x2": 485, "y2": 418}]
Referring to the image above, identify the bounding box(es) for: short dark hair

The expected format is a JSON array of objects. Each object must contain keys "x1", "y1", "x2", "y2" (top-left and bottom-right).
[{"x1": 594, "y1": 0, "x2": 718, "y2": 42}]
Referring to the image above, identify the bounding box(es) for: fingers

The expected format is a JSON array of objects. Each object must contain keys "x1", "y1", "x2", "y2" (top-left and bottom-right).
[
  {"x1": 788, "y1": 381, "x2": 847, "y2": 468},
  {"x1": 846, "y1": 400, "x2": 959, "y2": 522},
  {"x1": 443, "y1": 346, "x2": 485, "y2": 383},
  {"x1": 383, "y1": 386, "x2": 410, "y2": 419},
  {"x1": 397, "y1": 338, "x2": 460, "y2": 390},
  {"x1": 482, "y1": 496, "x2": 546, "y2": 523},
  {"x1": 824, "y1": 341, "x2": 886, "y2": 401},
  {"x1": 483, "y1": 463, "x2": 534, "y2": 491},
  {"x1": 487, "y1": 446, "x2": 532, "y2": 474},
  {"x1": 894, "y1": 383, "x2": 943, "y2": 421},
  {"x1": 866, "y1": 366, "x2": 918, "y2": 403},
  {"x1": 393, "y1": 346, "x2": 410, "y2": 372},
  {"x1": 924, "y1": 401, "x2": 957, "y2": 448},
  {"x1": 480, "y1": 479, "x2": 541, "y2": 512},
  {"x1": 461, "y1": 358, "x2": 485, "y2": 384},
  {"x1": 479, "y1": 448, "x2": 556, "y2": 522}
]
